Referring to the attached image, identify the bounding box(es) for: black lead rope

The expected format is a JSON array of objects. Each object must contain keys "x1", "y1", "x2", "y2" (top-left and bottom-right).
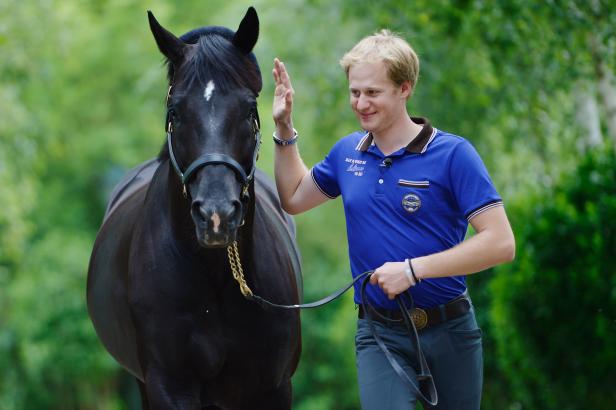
[
  {"x1": 249, "y1": 270, "x2": 373, "y2": 310},
  {"x1": 248, "y1": 270, "x2": 438, "y2": 407},
  {"x1": 360, "y1": 276, "x2": 438, "y2": 407}
]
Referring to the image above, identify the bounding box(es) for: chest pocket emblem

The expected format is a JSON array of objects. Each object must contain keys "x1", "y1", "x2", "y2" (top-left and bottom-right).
[{"x1": 402, "y1": 193, "x2": 422, "y2": 213}]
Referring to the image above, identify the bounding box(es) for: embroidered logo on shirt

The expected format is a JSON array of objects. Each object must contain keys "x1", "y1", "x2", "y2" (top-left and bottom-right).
[
  {"x1": 345, "y1": 157, "x2": 366, "y2": 176},
  {"x1": 402, "y1": 193, "x2": 421, "y2": 213}
]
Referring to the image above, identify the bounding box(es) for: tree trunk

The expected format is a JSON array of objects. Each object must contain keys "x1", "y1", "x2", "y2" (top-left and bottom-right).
[
  {"x1": 575, "y1": 81, "x2": 602, "y2": 149},
  {"x1": 596, "y1": 65, "x2": 616, "y2": 149}
]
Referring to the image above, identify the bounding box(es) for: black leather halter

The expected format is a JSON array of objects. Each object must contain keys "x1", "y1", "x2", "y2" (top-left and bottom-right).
[{"x1": 164, "y1": 85, "x2": 261, "y2": 199}]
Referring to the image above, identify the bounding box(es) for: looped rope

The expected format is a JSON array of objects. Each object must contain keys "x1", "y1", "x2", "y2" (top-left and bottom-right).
[{"x1": 360, "y1": 275, "x2": 438, "y2": 406}]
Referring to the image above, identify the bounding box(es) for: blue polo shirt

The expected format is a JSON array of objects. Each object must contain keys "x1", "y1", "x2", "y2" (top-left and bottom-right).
[{"x1": 310, "y1": 118, "x2": 503, "y2": 309}]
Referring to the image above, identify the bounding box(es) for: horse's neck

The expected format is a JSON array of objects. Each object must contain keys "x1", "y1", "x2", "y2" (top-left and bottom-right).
[{"x1": 153, "y1": 163, "x2": 201, "y2": 256}]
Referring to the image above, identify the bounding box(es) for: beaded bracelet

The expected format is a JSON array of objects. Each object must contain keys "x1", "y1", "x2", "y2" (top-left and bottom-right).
[{"x1": 272, "y1": 129, "x2": 298, "y2": 146}]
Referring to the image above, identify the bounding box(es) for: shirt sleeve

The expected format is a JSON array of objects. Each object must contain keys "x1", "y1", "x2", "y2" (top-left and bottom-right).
[
  {"x1": 310, "y1": 143, "x2": 341, "y2": 199},
  {"x1": 449, "y1": 139, "x2": 503, "y2": 222}
]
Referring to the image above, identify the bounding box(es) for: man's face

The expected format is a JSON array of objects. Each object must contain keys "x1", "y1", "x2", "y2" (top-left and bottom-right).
[{"x1": 348, "y1": 61, "x2": 409, "y2": 136}]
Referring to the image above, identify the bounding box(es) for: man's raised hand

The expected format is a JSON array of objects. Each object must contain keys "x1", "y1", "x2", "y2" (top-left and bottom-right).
[{"x1": 272, "y1": 58, "x2": 295, "y2": 135}]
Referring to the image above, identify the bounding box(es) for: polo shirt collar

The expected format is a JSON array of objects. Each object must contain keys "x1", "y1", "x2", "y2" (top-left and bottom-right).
[{"x1": 357, "y1": 117, "x2": 435, "y2": 154}]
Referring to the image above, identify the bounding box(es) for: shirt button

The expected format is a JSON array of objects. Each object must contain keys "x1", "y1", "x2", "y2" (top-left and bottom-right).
[{"x1": 378, "y1": 179, "x2": 384, "y2": 184}]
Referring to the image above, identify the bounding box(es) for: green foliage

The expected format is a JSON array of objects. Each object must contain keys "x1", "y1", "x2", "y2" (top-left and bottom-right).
[
  {"x1": 490, "y1": 147, "x2": 616, "y2": 409},
  {"x1": 3, "y1": 231, "x2": 121, "y2": 409},
  {"x1": 0, "y1": 0, "x2": 167, "y2": 407}
]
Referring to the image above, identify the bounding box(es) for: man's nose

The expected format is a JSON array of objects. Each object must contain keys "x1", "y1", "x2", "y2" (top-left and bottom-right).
[{"x1": 356, "y1": 94, "x2": 369, "y2": 110}]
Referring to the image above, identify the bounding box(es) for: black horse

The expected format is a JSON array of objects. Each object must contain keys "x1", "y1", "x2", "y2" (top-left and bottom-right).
[{"x1": 87, "y1": 8, "x2": 302, "y2": 409}]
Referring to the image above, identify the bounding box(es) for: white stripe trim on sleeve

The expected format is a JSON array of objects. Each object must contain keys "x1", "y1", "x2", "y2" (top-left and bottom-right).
[
  {"x1": 466, "y1": 201, "x2": 504, "y2": 221},
  {"x1": 310, "y1": 168, "x2": 337, "y2": 199}
]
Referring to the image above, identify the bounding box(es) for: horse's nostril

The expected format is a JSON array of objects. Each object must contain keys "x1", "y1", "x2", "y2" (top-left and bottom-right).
[
  {"x1": 191, "y1": 200, "x2": 241, "y2": 231},
  {"x1": 191, "y1": 201, "x2": 204, "y2": 218},
  {"x1": 230, "y1": 200, "x2": 242, "y2": 221}
]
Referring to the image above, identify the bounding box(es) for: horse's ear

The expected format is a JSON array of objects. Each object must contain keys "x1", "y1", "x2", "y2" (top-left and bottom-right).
[
  {"x1": 148, "y1": 11, "x2": 186, "y2": 65},
  {"x1": 232, "y1": 7, "x2": 259, "y2": 54}
]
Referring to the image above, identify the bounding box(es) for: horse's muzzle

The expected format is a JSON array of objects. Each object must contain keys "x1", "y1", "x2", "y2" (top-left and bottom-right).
[
  {"x1": 191, "y1": 200, "x2": 242, "y2": 247},
  {"x1": 198, "y1": 231, "x2": 236, "y2": 248}
]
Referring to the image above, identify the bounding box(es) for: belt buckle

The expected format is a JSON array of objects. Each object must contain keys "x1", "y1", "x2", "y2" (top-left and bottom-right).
[{"x1": 410, "y1": 308, "x2": 428, "y2": 330}]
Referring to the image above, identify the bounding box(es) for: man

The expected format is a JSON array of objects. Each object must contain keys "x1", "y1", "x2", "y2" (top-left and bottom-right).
[{"x1": 272, "y1": 30, "x2": 515, "y2": 409}]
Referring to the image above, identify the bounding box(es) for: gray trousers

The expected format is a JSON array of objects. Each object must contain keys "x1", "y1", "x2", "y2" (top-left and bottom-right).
[{"x1": 355, "y1": 307, "x2": 483, "y2": 410}]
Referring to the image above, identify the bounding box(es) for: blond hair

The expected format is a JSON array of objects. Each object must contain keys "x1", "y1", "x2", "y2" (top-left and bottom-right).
[{"x1": 340, "y1": 30, "x2": 420, "y2": 90}]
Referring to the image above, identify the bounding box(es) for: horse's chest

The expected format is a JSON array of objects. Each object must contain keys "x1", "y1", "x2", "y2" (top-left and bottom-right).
[{"x1": 188, "y1": 304, "x2": 291, "y2": 374}]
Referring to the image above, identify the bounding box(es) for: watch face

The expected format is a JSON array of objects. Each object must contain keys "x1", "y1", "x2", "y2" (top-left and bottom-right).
[{"x1": 402, "y1": 193, "x2": 421, "y2": 213}]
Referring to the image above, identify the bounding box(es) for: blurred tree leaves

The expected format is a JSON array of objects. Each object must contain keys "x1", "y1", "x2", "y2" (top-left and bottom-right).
[
  {"x1": 0, "y1": 0, "x2": 166, "y2": 407},
  {"x1": 491, "y1": 147, "x2": 616, "y2": 409}
]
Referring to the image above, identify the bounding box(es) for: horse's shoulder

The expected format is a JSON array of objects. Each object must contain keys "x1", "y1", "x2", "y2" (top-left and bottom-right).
[
  {"x1": 253, "y1": 169, "x2": 302, "y2": 297},
  {"x1": 254, "y1": 169, "x2": 295, "y2": 236},
  {"x1": 103, "y1": 158, "x2": 161, "y2": 223}
]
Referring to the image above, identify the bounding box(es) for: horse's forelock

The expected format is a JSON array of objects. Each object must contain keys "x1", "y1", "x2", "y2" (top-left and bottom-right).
[{"x1": 165, "y1": 26, "x2": 262, "y2": 95}]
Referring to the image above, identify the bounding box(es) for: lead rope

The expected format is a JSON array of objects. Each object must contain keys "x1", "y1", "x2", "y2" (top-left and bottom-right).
[
  {"x1": 227, "y1": 241, "x2": 253, "y2": 297},
  {"x1": 225, "y1": 242, "x2": 437, "y2": 406}
]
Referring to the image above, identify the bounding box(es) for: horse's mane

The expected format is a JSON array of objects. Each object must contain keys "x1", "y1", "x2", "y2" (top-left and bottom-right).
[{"x1": 157, "y1": 26, "x2": 262, "y2": 162}]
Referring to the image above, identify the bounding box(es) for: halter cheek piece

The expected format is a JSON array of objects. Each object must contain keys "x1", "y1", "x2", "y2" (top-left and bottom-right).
[{"x1": 165, "y1": 85, "x2": 262, "y2": 221}]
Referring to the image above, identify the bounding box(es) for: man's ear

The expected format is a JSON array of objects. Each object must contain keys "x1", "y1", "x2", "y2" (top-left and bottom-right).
[{"x1": 400, "y1": 80, "x2": 413, "y2": 99}]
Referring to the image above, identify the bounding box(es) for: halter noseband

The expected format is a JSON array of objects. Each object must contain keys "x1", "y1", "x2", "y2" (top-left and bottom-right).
[{"x1": 165, "y1": 85, "x2": 261, "y2": 201}]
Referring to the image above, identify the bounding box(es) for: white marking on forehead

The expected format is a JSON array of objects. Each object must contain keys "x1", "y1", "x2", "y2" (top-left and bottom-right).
[{"x1": 204, "y1": 80, "x2": 215, "y2": 101}]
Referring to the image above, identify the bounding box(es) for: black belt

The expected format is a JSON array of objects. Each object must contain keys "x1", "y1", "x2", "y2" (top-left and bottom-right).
[{"x1": 358, "y1": 292, "x2": 472, "y2": 330}]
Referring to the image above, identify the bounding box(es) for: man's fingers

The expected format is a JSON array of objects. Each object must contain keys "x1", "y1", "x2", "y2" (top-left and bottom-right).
[
  {"x1": 273, "y1": 59, "x2": 293, "y2": 100},
  {"x1": 369, "y1": 272, "x2": 378, "y2": 285},
  {"x1": 273, "y1": 58, "x2": 286, "y2": 85},
  {"x1": 279, "y1": 62, "x2": 293, "y2": 88}
]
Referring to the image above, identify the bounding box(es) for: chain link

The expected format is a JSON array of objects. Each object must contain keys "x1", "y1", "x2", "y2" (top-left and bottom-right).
[{"x1": 227, "y1": 241, "x2": 253, "y2": 298}]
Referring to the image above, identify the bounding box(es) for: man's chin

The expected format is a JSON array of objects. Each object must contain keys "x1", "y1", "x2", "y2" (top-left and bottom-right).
[{"x1": 358, "y1": 117, "x2": 377, "y2": 131}]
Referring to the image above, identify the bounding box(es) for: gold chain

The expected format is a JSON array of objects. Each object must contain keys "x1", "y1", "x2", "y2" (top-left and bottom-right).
[{"x1": 227, "y1": 241, "x2": 253, "y2": 297}]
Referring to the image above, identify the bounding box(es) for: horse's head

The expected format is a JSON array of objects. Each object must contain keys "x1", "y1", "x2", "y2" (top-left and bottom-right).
[{"x1": 148, "y1": 8, "x2": 262, "y2": 248}]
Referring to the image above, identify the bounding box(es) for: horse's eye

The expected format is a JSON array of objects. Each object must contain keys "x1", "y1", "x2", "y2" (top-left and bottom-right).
[
  {"x1": 249, "y1": 109, "x2": 259, "y2": 126},
  {"x1": 169, "y1": 108, "x2": 179, "y2": 123},
  {"x1": 250, "y1": 116, "x2": 260, "y2": 134}
]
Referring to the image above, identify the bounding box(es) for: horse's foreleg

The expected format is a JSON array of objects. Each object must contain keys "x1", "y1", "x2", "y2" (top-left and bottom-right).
[
  {"x1": 137, "y1": 379, "x2": 149, "y2": 410},
  {"x1": 143, "y1": 368, "x2": 201, "y2": 410},
  {"x1": 243, "y1": 378, "x2": 293, "y2": 410}
]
